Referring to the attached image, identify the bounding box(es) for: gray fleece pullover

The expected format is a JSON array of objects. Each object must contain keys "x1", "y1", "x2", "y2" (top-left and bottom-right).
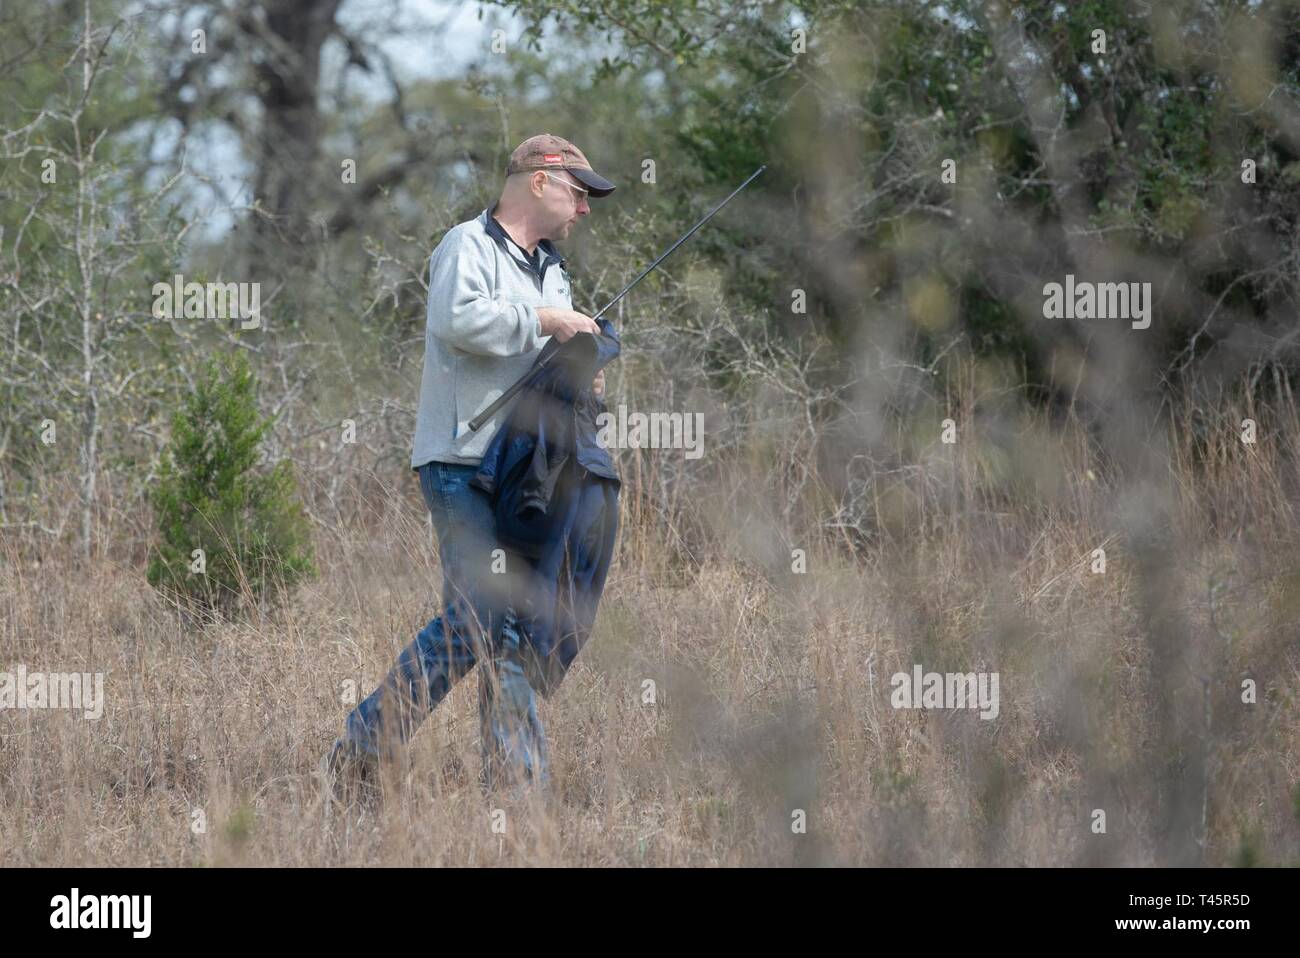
[{"x1": 411, "y1": 205, "x2": 573, "y2": 469}]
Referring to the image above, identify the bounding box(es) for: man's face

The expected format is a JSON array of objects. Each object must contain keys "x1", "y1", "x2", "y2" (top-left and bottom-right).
[{"x1": 536, "y1": 170, "x2": 591, "y2": 240}]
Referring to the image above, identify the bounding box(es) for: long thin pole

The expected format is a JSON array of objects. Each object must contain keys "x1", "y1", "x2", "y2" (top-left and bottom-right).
[{"x1": 468, "y1": 165, "x2": 766, "y2": 431}]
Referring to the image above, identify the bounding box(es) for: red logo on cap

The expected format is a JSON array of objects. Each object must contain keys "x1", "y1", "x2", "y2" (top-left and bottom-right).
[{"x1": 542, "y1": 153, "x2": 563, "y2": 164}]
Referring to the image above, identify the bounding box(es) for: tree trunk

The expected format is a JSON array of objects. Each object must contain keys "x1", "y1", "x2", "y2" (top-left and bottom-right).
[{"x1": 245, "y1": 0, "x2": 343, "y2": 259}]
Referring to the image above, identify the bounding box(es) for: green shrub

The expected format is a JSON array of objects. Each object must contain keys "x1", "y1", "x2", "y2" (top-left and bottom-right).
[{"x1": 146, "y1": 352, "x2": 315, "y2": 615}]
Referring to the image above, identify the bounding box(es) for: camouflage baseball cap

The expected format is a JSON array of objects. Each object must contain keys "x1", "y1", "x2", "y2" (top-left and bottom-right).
[{"x1": 506, "y1": 133, "x2": 616, "y2": 197}]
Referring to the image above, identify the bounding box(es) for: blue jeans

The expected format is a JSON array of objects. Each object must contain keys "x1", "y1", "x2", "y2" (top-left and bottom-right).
[{"x1": 342, "y1": 461, "x2": 549, "y2": 790}]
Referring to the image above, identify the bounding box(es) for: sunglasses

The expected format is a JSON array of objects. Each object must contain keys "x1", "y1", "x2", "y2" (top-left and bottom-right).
[{"x1": 540, "y1": 170, "x2": 590, "y2": 200}]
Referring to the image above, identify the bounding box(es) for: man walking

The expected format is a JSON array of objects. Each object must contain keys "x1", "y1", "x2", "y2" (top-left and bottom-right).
[{"x1": 323, "y1": 134, "x2": 616, "y2": 801}]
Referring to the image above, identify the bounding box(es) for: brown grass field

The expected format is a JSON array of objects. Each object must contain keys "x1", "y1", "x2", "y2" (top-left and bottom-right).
[{"x1": 2, "y1": 374, "x2": 1298, "y2": 867}]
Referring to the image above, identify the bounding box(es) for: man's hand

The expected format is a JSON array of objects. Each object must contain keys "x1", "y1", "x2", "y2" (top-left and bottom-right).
[
  {"x1": 592, "y1": 369, "x2": 605, "y2": 398},
  {"x1": 537, "y1": 307, "x2": 600, "y2": 343}
]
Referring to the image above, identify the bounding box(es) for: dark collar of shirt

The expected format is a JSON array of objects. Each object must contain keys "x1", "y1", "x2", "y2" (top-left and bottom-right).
[{"x1": 484, "y1": 201, "x2": 566, "y2": 286}]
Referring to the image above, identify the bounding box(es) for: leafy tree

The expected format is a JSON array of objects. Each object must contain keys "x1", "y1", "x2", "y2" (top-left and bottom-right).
[
  {"x1": 494, "y1": 0, "x2": 1300, "y2": 400},
  {"x1": 147, "y1": 352, "x2": 316, "y2": 615}
]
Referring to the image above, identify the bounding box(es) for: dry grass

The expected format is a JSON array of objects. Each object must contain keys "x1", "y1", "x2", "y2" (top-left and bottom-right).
[{"x1": 2, "y1": 389, "x2": 1298, "y2": 867}]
